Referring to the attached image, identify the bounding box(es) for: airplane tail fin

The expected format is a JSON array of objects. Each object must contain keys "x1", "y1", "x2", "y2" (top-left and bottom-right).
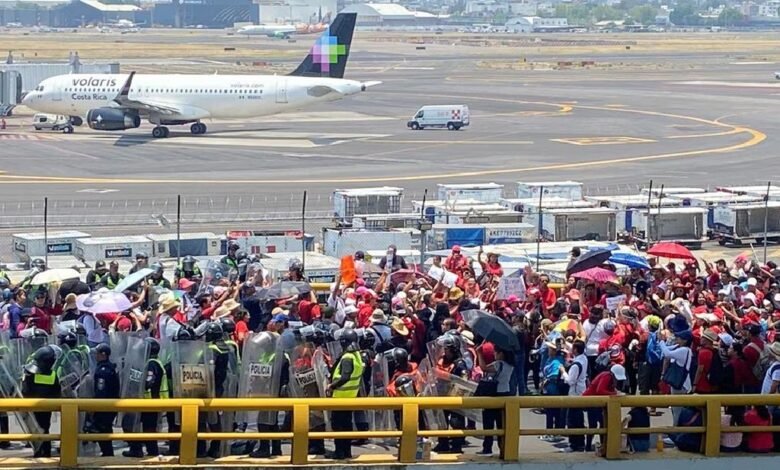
[{"x1": 288, "y1": 12, "x2": 356, "y2": 79}]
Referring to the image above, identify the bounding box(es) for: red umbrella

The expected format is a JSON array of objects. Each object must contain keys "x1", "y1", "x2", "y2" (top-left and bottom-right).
[
  {"x1": 647, "y1": 242, "x2": 695, "y2": 260},
  {"x1": 571, "y1": 267, "x2": 617, "y2": 283}
]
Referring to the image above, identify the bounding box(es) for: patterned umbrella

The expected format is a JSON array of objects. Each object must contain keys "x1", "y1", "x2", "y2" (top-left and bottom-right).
[{"x1": 571, "y1": 267, "x2": 617, "y2": 283}]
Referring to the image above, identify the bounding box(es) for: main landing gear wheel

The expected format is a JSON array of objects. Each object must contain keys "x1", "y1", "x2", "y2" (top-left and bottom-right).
[
  {"x1": 152, "y1": 126, "x2": 169, "y2": 138},
  {"x1": 190, "y1": 123, "x2": 207, "y2": 135}
]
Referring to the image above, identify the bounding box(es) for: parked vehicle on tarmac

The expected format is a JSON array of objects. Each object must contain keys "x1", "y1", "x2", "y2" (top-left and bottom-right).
[
  {"x1": 32, "y1": 113, "x2": 73, "y2": 133},
  {"x1": 407, "y1": 105, "x2": 469, "y2": 131}
]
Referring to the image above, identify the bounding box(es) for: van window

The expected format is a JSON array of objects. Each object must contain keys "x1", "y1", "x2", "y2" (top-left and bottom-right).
[
  {"x1": 416, "y1": 111, "x2": 424, "y2": 118},
  {"x1": 39, "y1": 116, "x2": 47, "y2": 123}
]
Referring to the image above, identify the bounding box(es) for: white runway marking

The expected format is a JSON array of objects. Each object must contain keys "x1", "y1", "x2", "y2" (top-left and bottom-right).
[{"x1": 672, "y1": 80, "x2": 780, "y2": 88}]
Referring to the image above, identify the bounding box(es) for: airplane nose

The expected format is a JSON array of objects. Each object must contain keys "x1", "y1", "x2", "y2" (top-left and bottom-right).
[{"x1": 21, "y1": 93, "x2": 30, "y2": 105}]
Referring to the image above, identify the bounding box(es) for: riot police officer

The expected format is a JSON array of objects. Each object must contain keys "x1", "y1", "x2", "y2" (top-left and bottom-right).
[
  {"x1": 175, "y1": 255, "x2": 203, "y2": 283},
  {"x1": 220, "y1": 242, "x2": 240, "y2": 270},
  {"x1": 327, "y1": 328, "x2": 364, "y2": 460},
  {"x1": 18, "y1": 258, "x2": 46, "y2": 290},
  {"x1": 433, "y1": 337, "x2": 468, "y2": 454},
  {"x1": 129, "y1": 252, "x2": 149, "y2": 275},
  {"x1": 219, "y1": 317, "x2": 240, "y2": 362},
  {"x1": 21, "y1": 345, "x2": 60, "y2": 458},
  {"x1": 124, "y1": 337, "x2": 169, "y2": 458},
  {"x1": 285, "y1": 258, "x2": 305, "y2": 282},
  {"x1": 148, "y1": 262, "x2": 172, "y2": 289},
  {"x1": 99, "y1": 261, "x2": 125, "y2": 290},
  {"x1": 206, "y1": 322, "x2": 230, "y2": 458},
  {"x1": 92, "y1": 343, "x2": 120, "y2": 456},
  {"x1": 58, "y1": 331, "x2": 90, "y2": 372},
  {"x1": 86, "y1": 260, "x2": 108, "y2": 289}
]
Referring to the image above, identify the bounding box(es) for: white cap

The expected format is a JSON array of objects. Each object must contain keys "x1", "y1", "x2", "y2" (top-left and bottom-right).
[
  {"x1": 718, "y1": 289, "x2": 729, "y2": 296},
  {"x1": 610, "y1": 364, "x2": 627, "y2": 381},
  {"x1": 719, "y1": 333, "x2": 734, "y2": 348},
  {"x1": 748, "y1": 277, "x2": 758, "y2": 287},
  {"x1": 774, "y1": 293, "x2": 780, "y2": 303},
  {"x1": 344, "y1": 305, "x2": 358, "y2": 315},
  {"x1": 743, "y1": 292, "x2": 757, "y2": 304}
]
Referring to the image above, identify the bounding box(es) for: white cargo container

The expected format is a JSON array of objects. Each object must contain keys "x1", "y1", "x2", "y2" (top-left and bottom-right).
[
  {"x1": 351, "y1": 213, "x2": 421, "y2": 230},
  {"x1": 640, "y1": 187, "x2": 706, "y2": 196},
  {"x1": 437, "y1": 183, "x2": 504, "y2": 203},
  {"x1": 333, "y1": 187, "x2": 404, "y2": 222},
  {"x1": 435, "y1": 209, "x2": 523, "y2": 225},
  {"x1": 500, "y1": 197, "x2": 595, "y2": 213},
  {"x1": 586, "y1": 194, "x2": 681, "y2": 234},
  {"x1": 227, "y1": 230, "x2": 314, "y2": 255},
  {"x1": 12, "y1": 230, "x2": 90, "y2": 261},
  {"x1": 668, "y1": 193, "x2": 763, "y2": 235},
  {"x1": 322, "y1": 228, "x2": 413, "y2": 259},
  {"x1": 516, "y1": 181, "x2": 583, "y2": 200},
  {"x1": 75, "y1": 236, "x2": 154, "y2": 261},
  {"x1": 632, "y1": 207, "x2": 708, "y2": 248},
  {"x1": 715, "y1": 185, "x2": 780, "y2": 195},
  {"x1": 260, "y1": 252, "x2": 341, "y2": 284},
  {"x1": 539, "y1": 208, "x2": 617, "y2": 242},
  {"x1": 712, "y1": 202, "x2": 780, "y2": 246},
  {"x1": 147, "y1": 232, "x2": 222, "y2": 257}
]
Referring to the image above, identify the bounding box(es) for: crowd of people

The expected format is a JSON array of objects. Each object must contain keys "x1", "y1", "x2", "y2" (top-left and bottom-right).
[{"x1": 2, "y1": 240, "x2": 780, "y2": 460}]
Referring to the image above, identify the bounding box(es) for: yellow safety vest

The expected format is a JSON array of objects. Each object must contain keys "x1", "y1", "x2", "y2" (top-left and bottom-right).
[
  {"x1": 34, "y1": 371, "x2": 56, "y2": 385},
  {"x1": 144, "y1": 358, "x2": 170, "y2": 399},
  {"x1": 332, "y1": 351, "x2": 364, "y2": 399},
  {"x1": 226, "y1": 340, "x2": 241, "y2": 364}
]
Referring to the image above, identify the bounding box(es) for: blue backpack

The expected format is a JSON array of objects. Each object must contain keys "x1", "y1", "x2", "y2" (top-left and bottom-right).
[{"x1": 646, "y1": 331, "x2": 663, "y2": 365}]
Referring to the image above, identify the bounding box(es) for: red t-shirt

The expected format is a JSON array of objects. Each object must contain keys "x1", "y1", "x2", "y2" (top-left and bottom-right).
[
  {"x1": 694, "y1": 347, "x2": 716, "y2": 393},
  {"x1": 583, "y1": 371, "x2": 618, "y2": 396},
  {"x1": 540, "y1": 287, "x2": 557, "y2": 311},
  {"x1": 744, "y1": 409, "x2": 774, "y2": 452},
  {"x1": 201, "y1": 305, "x2": 216, "y2": 320},
  {"x1": 730, "y1": 356, "x2": 759, "y2": 388},
  {"x1": 30, "y1": 305, "x2": 62, "y2": 333},
  {"x1": 298, "y1": 300, "x2": 321, "y2": 325},
  {"x1": 743, "y1": 338, "x2": 765, "y2": 368},
  {"x1": 173, "y1": 310, "x2": 187, "y2": 324},
  {"x1": 357, "y1": 304, "x2": 374, "y2": 328},
  {"x1": 234, "y1": 319, "x2": 249, "y2": 344}
]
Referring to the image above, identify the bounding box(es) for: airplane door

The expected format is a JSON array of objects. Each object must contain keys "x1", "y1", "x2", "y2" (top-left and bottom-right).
[
  {"x1": 276, "y1": 79, "x2": 288, "y2": 104},
  {"x1": 52, "y1": 84, "x2": 63, "y2": 102}
]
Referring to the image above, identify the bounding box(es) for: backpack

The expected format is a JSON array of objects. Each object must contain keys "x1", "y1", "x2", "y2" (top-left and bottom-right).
[
  {"x1": 646, "y1": 332, "x2": 663, "y2": 366},
  {"x1": 746, "y1": 342, "x2": 774, "y2": 381},
  {"x1": 706, "y1": 351, "x2": 725, "y2": 387}
]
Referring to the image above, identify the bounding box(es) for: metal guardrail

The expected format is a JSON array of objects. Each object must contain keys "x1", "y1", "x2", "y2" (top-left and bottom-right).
[{"x1": 4, "y1": 394, "x2": 780, "y2": 467}]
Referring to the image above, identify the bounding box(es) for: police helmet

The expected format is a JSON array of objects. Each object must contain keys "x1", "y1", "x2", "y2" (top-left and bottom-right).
[
  {"x1": 144, "y1": 337, "x2": 161, "y2": 356},
  {"x1": 25, "y1": 327, "x2": 48, "y2": 339},
  {"x1": 182, "y1": 255, "x2": 196, "y2": 271},
  {"x1": 28, "y1": 345, "x2": 56, "y2": 374},
  {"x1": 438, "y1": 334, "x2": 460, "y2": 352},
  {"x1": 603, "y1": 320, "x2": 617, "y2": 336},
  {"x1": 0, "y1": 278, "x2": 9, "y2": 290},
  {"x1": 175, "y1": 328, "x2": 194, "y2": 341},
  {"x1": 339, "y1": 328, "x2": 358, "y2": 349},
  {"x1": 2, "y1": 289, "x2": 11, "y2": 302},
  {"x1": 95, "y1": 343, "x2": 111, "y2": 357},
  {"x1": 393, "y1": 375, "x2": 416, "y2": 397},
  {"x1": 205, "y1": 322, "x2": 224, "y2": 343},
  {"x1": 136, "y1": 252, "x2": 149, "y2": 260},
  {"x1": 248, "y1": 254, "x2": 261, "y2": 264},
  {"x1": 236, "y1": 250, "x2": 248, "y2": 262},
  {"x1": 151, "y1": 262, "x2": 164, "y2": 276},
  {"x1": 228, "y1": 241, "x2": 240, "y2": 252},
  {"x1": 391, "y1": 347, "x2": 409, "y2": 367},
  {"x1": 95, "y1": 260, "x2": 107, "y2": 271},
  {"x1": 288, "y1": 258, "x2": 303, "y2": 271},
  {"x1": 31, "y1": 258, "x2": 46, "y2": 271},
  {"x1": 219, "y1": 317, "x2": 236, "y2": 334},
  {"x1": 58, "y1": 332, "x2": 78, "y2": 348}
]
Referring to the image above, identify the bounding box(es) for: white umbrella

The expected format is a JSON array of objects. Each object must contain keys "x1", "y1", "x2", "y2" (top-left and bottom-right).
[
  {"x1": 76, "y1": 288, "x2": 132, "y2": 314},
  {"x1": 31, "y1": 268, "x2": 80, "y2": 285},
  {"x1": 113, "y1": 268, "x2": 154, "y2": 293}
]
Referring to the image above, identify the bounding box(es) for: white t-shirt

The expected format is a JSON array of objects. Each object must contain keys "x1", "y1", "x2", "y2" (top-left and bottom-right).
[
  {"x1": 761, "y1": 360, "x2": 780, "y2": 394},
  {"x1": 583, "y1": 319, "x2": 609, "y2": 357}
]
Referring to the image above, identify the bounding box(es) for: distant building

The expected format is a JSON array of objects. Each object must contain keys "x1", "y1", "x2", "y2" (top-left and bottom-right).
[
  {"x1": 508, "y1": 1, "x2": 538, "y2": 16},
  {"x1": 151, "y1": 0, "x2": 254, "y2": 28},
  {"x1": 56, "y1": 0, "x2": 141, "y2": 27},
  {"x1": 257, "y1": 0, "x2": 337, "y2": 24},
  {"x1": 505, "y1": 15, "x2": 567, "y2": 32},
  {"x1": 340, "y1": 3, "x2": 440, "y2": 26}
]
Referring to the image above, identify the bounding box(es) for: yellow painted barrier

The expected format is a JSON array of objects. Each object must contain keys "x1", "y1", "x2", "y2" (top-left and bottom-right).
[{"x1": 2, "y1": 394, "x2": 780, "y2": 467}]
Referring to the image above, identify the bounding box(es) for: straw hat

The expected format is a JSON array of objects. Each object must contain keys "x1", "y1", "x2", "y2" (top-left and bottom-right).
[
  {"x1": 370, "y1": 309, "x2": 386, "y2": 324},
  {"x1": 390, "y1": 317, "x2": 409, "y2": 336},
  {"x1": 222, "y1": 299, "x2": 241, "y2": 313},
  {"x1": 157, "y1": 295, "x2": 179, "y2": 315}
]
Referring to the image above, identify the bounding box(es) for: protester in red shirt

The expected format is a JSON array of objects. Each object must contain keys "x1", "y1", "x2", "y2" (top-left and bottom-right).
[
  {"x1": 584, "y1": 364, "x2": 625, "y2": 396},
  {"x1": 538, "y1": 275, "x2": 557, "y2": 312},
  {"x1": 444, "y1": 246, "x2": 470, "y2": 277},
  {"x1": 478, "y1": 248, "x2": 503, "y2": 278},
  {"x1": 297, "y1": 292, "x2": 321, "y2": 324},
  {"x1": 743, "y1": 406, "x2": 774, "y2": 453},
  {"x1": 357, "y1": 292, "x2": 377, "y2": 328},
  {"x1": 692, "y1": 329, "x2": 719, "y2": 394},
  {"x1": 29, "y1": 289, "x2": 62, "y2": 334}
]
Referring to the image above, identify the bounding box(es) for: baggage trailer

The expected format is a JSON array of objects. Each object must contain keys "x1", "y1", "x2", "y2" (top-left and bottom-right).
[
  {"x1": 632, "y1": 207, "x2": 708, "y2": 249},
  {"x1": 712, "y1": 202, "x2": 780, "y2": 246},
  {"x1": 538, "y1": 208, "x2": 617, "y2": 242}
]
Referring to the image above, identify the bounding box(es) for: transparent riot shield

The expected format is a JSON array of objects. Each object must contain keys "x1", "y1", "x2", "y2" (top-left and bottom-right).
[
  {"x1": 0, "y1": 361, "x2": 43, "y2": 453},
  {"x1": 325, "y1": 341, "x2": 342, "y2": 362},
  {"x1": 286, "y1": 341, "x2": 326, "y2": 430},
  {"x1": 110, "y1": 330, "x2": 148, "y2": 379},
  {"x1": 431, "y1": 367, "x2": 481, "y2": 423},
  {"x1": 119, "y1": 336, "x2": 151, "y2": 432},
  {"x1": 418, "y1": 360, "x2": 446, "y2": 430},
  {"x1": 215, "y1": 344, "x2": 240, "y2": 456},
  {"x1": 170, "y1": 339, "x2": 214, "y2": 400},
  {"x1": 196, "y1": 261, "x2": 230, "y2": 297},
  {"x1": 12, "y1": 334, "x2": 50, "y2": 372},
  {"x1": 369, "y1": 352, "x2": 392, "y2": 431},
  {"x1": 312, "y1": 348, "x2": 331, "y2": 430},
  {"x1": 54, "y1": 344, "x2": 85, "y2": 398},
  {"x1": 238, "y1": 332, "x2": 282, "y2": 426}
]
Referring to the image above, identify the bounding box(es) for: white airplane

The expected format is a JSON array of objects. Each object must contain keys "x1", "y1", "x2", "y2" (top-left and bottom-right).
[
  {"x1": 236, "y1": 23, "x2": 297, "y2": 39},
  {"x1": 23, "y1": 13, "x2": 379, "y2": 138},
  {"x1": 109, "y1": 19, "x2": 145, "y2": 29}
]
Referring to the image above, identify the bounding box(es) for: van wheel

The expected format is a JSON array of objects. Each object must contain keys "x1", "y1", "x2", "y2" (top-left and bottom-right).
[
  {"x1": 34, "y1": 127, "x2": 41, "y2": 131},
  {"x1": 447, "y1": 122, "x2": 456, "y2": 130},
  {"x1": 454, "y1": 125, "x2": 461, "y2": 130},
  {"x1": 410, "y1": 122, "x2": 420, "y2": 130},
  {"x1": 63, "y1": 126, "x2": 73, "y2": 134}
]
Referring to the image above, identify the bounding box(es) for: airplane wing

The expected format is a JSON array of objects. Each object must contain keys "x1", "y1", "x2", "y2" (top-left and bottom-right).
[{"x1": 112, "y1": 72, "x2": 209, "y2": 119}]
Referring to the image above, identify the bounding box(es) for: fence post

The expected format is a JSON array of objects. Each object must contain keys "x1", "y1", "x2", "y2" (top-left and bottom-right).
[
  {"x1": 60, "y1": 403, "x2": 79, "y2": 467},
  {"x1": 605, "y1": 399, "x2": 622, "y2": 459},
  {"x1": 291, "y1": 404, "x2": 310, "y2": 465},
  {"x1": 501, "y1": 398, "x2": 520, "y2": 461},
  {"x1": 399, "y1": 403, "x2": 419, "y2": 463},
  {"x1": 704, "y1": 398, "x2": 721, "y2": 457},
  {"x1": 179, "y1": 404, "x2": 199, "y2": 465}
]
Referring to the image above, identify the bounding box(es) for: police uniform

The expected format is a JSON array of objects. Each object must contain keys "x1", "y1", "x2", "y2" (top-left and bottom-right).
[
  {"x1": 207, "y1": 341, "x2": 230, "y2": 458},
  {"x1": 149, "y1": 277, "x2": 172, "y2": 290},
  {"x1": 125, "y1": 355, "x2": 169, "y2": 457},
  {"x1": 329, "y1": 349, "x2": 364, "y2": 459},
  {"x1": 220, "y1": 255, "x2": 238, "y2": 271},
  {"x1": 433, "y1": 355, "x2": 468, "y2": 454},
  {"x1": 86, "y1": 269, "x2": 107, "y2": 289},
  {"x1": 22, "y1": 364, "x2": 60, "y2": 457},
  {"x1": 174, "y1": 264, "x2": 202, "y2": 282},
  {"x1": 99, "y1": 273, "x2": 125, "y2": 290},
  {"x1": 92, "y1": 358, "x2": 120, "y2": 456}
]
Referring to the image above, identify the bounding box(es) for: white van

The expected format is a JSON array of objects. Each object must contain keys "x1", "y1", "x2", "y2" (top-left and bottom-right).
[
  {"x1": 407, "y1": 105, "x2": 469, "y2": 131},
  {"x1": 32, "y1": 114, "x2": 73, "y2": 133}
]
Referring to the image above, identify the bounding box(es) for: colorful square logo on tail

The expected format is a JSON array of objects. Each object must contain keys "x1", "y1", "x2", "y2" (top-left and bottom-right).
[{"x1": 311, "y1": 30, "x2": 346, "y2": 73}]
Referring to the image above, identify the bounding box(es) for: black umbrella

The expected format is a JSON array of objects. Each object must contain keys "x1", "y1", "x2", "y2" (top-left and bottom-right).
[
  {"x1": 251, "y1": 281, "x2": 312, "y2": 300},
  {"x1": 566, "y1": 247, "x2": 612, "y2": 276},
  {"x1": 58, "y1": 278, "x2": 90, "y2": 297},
  {"x1": 462, "y1": 309, "x2": 520, "y2": 351}
]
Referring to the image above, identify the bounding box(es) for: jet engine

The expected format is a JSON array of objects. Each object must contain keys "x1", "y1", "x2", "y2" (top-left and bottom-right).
[{"x1": 86, "y1": 108, "x2": 141, "y2": 131}]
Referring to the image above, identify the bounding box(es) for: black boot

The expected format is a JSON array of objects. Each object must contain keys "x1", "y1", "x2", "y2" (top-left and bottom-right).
[{"x1": 0, "y1": 415, "x2": 10, "y2": 449}]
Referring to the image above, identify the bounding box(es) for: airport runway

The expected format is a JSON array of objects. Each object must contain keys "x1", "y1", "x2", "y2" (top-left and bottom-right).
[{"x1": 1, "y1": 49, "x2": 779, "y2": 225}]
